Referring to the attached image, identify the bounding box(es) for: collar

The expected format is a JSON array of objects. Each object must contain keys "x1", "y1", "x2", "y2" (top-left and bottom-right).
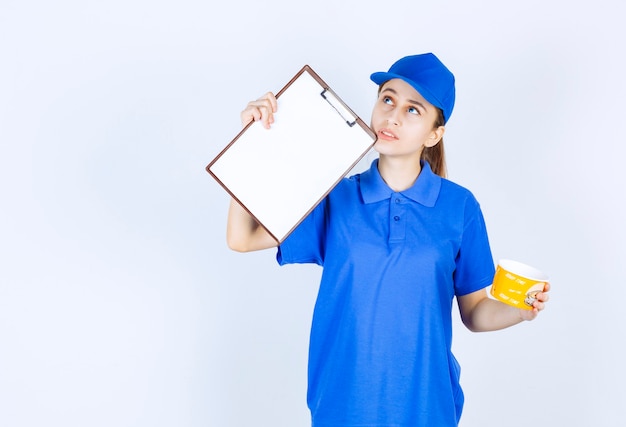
[{"x1": 360, "y1": 159, "x2": 441, "y2": 207}]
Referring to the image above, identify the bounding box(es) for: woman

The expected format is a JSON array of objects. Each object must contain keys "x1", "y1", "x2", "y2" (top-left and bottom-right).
[{"x1": 226, "y1": 53, "x2": 550, "y2": 427}]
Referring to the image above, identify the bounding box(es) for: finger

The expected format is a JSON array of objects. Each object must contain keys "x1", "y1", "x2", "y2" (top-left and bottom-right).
[
  {"x1": 240, "y1": 104, "x2": 270, "y2": 128},
  {"x1": 248, "y1": 97, "x2": 276, "y2": 113},
  {"x1": 253, "y1": 92, "x2": 278, "y2": 127},
  {"x1": 263, "y1": 91, "x2": 278, "y2": 113},
  {"x1": 257, "y1": 105, "x2": 273, "y2": 129},
  {"x1": 240, "y1": 105, "x2": 256, "y2": 127},
  {"x1": 535, "y1": 290, "x2": 550, "y2": 304},
  {"x1": 242, "y1": 98, "x2": 276, "y2": 129},
  {"x1": 531, "y1": 297, "x2": 547, "y2": 312}
]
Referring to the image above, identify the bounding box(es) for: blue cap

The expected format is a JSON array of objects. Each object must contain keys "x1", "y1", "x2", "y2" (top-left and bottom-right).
[{"x1": 370, "y1": 53, "x2": 456, "y2": 123}]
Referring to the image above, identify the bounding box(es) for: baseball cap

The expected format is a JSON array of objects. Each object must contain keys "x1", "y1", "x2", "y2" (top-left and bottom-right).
[{"x1": 370, "y1": 53, "x2": 456, "y2": 123}]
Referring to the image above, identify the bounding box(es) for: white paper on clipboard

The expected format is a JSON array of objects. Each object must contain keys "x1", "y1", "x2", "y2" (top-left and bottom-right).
[{"x1": 207, "y1": 65, "x2": 377, "y2": 244}]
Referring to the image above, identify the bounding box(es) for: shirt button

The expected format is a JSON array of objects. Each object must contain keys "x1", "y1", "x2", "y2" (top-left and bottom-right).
[
  {"x1": 395, "y1": 198, "x2": 401, "y2": 204},
  {"x1": 393, "y1": 216, "x2": 400, "y2": 221}
]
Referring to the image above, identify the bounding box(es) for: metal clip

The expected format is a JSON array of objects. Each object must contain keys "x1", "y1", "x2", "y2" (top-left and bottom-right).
[{"x1": 321, "y1": 89, "x2": 357, "y2": 127}]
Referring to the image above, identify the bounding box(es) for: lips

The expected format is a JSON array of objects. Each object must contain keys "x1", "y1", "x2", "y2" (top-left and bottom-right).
[{"x1": 377, "y1": 128, "x2": 398, "y2": 141}]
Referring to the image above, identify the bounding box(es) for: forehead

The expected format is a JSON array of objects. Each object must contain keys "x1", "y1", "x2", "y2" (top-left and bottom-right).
[{"x1": 380, "y1": 78, "x2": 431, "y2": 107}]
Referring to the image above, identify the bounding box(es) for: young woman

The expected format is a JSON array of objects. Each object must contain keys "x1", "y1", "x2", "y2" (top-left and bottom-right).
[{"x1": 226, "y1": 53, "x2": 550, "y2": 427}]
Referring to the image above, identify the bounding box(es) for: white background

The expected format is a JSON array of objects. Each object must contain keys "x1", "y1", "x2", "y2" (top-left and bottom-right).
[{"x1": 1, "y1": 1, "x2": 624, "y2": 426}]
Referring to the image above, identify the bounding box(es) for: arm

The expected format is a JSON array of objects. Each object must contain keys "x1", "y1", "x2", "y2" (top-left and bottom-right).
[
  {"x1": 457, "y1": 283, "x2": 551, "y2": 332},
  {"x1": 226, "y1": 198, "x2": 277, "y2": 252},
  {"x1": 225, "y1": 92, "x2": 280, "y2": 253}
]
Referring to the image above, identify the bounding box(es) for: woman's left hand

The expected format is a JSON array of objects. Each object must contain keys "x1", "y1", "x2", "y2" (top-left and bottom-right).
[{"x1": 519, "y1": 282, "x2": 551, "y2": 321}]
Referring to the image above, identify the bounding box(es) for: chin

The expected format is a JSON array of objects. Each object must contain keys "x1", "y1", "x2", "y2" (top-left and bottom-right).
[{"x1": 373, "y1": 140, "x2": 394, "y2": 154}]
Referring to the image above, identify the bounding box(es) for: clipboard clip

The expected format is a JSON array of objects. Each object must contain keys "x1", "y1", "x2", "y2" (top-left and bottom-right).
[{"x1": 321, "y1": 89, "x2": 357, "y2": 127}]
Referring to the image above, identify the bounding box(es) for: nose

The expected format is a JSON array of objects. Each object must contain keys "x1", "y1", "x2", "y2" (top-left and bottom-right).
[{"x1": 386, "y1": 109, "x2": 400, "y2": 126}]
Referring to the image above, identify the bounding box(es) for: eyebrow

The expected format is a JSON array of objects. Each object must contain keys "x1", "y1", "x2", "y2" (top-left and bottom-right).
[{"x1": 381, "y1": 87, "x2": 427, "y2": 113}]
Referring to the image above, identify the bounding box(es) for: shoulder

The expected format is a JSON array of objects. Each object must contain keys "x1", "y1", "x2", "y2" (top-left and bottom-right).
[
  {"x1": 332, "y1": 170, "x2": 364, "y2": 193},
  {"x1": 322, "y1": 171, "x2": 371, "y2": 210},
  {"x1": 438, "y1": 178, "x2": 483, "y2": 219},
  {"x1": 440, "y1": 177, "x2": 478, "y2": 202}
]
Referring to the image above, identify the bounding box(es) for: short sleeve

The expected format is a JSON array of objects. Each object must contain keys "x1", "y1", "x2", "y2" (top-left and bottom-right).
[
  {"x1": 453, "y1": 200, "x2": 496, "y2": 296},
  {"x1": 276, "y1": 198, "x2": 327, "y2": 266}
]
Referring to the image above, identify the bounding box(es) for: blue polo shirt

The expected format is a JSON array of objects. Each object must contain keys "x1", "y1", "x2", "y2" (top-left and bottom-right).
[{"x1": 277, "y1": 159, "x2": 495, "y2": 427}]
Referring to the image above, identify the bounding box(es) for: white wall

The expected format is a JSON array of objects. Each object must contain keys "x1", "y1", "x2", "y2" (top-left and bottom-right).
[{"x1": 1, "y1": 1, "x2": 624, "y2": 426}]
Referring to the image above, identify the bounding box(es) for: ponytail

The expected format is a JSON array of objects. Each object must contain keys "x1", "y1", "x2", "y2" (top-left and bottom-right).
[{"x1": 420, "y1": 108, "x2": 447, "y2": 178}]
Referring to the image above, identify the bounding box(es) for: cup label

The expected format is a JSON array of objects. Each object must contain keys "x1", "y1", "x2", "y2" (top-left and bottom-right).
[{"x1": 490, "y1": 262, "x2": 548, "y2": 310}]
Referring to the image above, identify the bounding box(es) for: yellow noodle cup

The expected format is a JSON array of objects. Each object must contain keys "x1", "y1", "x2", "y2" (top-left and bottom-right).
[{"x1": 490, "y1": 259, "x2": 549, "y2": 310}]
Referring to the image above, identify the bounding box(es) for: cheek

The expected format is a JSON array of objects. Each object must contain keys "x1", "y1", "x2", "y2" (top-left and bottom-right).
[
  {"x1": 370, "y1": 107, "x2": 383, "y2": 128},
  {"x1": 405, "y1": 127, "x2": 433, "y2": 146}
]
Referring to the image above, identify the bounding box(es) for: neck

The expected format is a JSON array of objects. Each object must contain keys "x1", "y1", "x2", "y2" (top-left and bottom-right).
[{"x1": 377, "y1": 155, "x2": 422, "y2": 192}]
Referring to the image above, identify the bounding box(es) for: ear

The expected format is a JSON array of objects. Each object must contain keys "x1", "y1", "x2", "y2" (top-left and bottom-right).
[{"x1": 425, "y1": 126, "x2": 445, "y2": 148}]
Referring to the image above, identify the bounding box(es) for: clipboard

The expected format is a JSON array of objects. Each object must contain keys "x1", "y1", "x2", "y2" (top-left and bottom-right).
[{"x1": 206, "y1": 65, "x2": 377, "y2": 244}]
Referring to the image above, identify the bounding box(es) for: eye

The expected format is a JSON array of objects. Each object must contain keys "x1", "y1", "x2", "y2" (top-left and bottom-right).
[
  {"x1": 407, "y1": 106, "x2": 420, "y2": 115},
  {"x1": 382, "y1": 96, "x2": 393, "y2": 105}
]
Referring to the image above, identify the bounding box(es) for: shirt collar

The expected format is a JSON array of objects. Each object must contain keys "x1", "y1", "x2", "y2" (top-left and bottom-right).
[{"x1": 360, "y1": 158, "x2": 441, "y2": 207}]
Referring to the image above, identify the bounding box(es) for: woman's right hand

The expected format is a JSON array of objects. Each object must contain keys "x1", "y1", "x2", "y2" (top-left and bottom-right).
[{"x1": 240, "y1": 92, "x2": 278, "y2": 129}]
